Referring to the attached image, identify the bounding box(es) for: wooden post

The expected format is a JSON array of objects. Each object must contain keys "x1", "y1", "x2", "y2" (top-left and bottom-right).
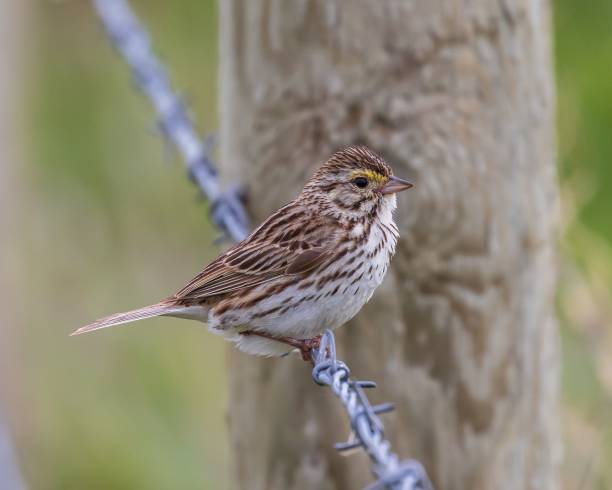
[{"x1": 219, "y1": 1, "x2": 560, "y2": 488}]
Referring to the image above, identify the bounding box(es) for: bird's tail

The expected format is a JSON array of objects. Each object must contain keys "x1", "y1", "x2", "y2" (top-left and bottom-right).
[{"x1": 71, "y1": 301, "x2": 178, "y2": 336}]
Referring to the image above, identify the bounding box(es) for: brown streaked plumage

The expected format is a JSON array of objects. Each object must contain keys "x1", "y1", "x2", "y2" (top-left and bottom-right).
[{"x1": 73, "y1": 146, "x2": 413, "y2": 360}]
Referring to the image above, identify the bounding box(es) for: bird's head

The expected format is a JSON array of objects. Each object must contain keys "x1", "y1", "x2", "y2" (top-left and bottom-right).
[{"x1": 303, "y1": 146, "x2": 413, "y2": 220}]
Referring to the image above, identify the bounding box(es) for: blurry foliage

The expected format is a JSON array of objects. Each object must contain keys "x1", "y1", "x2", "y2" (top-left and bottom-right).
[
  {"x1": 7, "y1": 0, "x2": 612, "y2": 488},
  {"x1": 18, "y1": 1, "x2": 228, "y2": 489},
  {"x1": 556, "y1": 0, "x2": 612, "y2": 487}
]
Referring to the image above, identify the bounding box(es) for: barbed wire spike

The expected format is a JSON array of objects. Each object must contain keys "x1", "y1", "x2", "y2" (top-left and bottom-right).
[
  {"x1": 352, "y1": 380, "x2": 378, "y2": 389},
  {"x1": 93, "y1": 1, "x2": 432, "y2": 488},
  {"x1": 335, "y1": 439, "x2": 362, "y2": 453}
]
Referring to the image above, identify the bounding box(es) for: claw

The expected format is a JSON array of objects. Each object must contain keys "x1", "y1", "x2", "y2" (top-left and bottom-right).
[{"x1": 296, "y1": 335, "x2": 322, "y2": 363}]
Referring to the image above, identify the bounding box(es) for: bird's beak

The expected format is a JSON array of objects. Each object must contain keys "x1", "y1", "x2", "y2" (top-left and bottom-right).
[{"x1": 379, "y1": 176, "x2": 413, "y2": 195}]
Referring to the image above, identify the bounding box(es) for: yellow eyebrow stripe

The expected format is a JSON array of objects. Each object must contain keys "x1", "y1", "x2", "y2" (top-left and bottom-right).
[{"x1": 350, "y1": 170, "x2": 386, "y2": 183}]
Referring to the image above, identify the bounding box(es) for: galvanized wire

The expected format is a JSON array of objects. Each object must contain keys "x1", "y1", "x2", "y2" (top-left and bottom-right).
[{"x1": 92, "y1": 1, "x2": 432, "y2": 488}]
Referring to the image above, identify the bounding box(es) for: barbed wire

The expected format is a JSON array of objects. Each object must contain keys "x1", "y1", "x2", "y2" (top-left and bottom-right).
[
  {"x1": 92, "y1": 1, "x2": 432, "y2": 488},
  {"x1": 93, "y1": 0, "x2": 249, "y2": 243},
  {"x1": 313, "y1": 332, "x2": 432, "y2": 490}
]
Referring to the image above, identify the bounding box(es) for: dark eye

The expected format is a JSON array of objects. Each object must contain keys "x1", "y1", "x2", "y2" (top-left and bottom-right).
[{"x1": 353, "y1": 177, "x2": 368, "y2": 188}]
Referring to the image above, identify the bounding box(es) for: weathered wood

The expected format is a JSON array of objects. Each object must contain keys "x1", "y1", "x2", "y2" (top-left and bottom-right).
[{"x1": 219, "y1": 1, "x2": 560, "y2": 488}]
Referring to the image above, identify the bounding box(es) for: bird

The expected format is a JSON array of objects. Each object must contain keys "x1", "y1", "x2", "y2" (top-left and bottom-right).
[{"x1": 72, "y1": 146, "x2": 413, "y2": 360}]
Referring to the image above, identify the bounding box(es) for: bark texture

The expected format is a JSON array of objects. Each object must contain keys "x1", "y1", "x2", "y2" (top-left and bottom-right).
[{"x1": 219, "y1": 1, "x2": 560, "y2": 489}]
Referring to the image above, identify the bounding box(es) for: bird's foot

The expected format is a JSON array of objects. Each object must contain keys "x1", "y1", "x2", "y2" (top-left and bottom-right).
[
  {"x1": 241, "y1": 331, "x2": 322, "y2": 363},
  {"x1": 286, "y1": 335, "x2": 322, "y2": 363}
]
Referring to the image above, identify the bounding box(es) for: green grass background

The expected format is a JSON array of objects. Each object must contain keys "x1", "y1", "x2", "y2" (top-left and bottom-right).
[{"x1": 4, "y1": 0, "x2": 612, "y2": 488}]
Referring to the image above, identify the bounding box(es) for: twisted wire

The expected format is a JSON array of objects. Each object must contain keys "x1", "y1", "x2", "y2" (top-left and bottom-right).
[
  {"x1": 92, "y1": 1, "x2": 432, "y2": 488},
  {"x1": 313, "y1": 331, "x2": 432, "y2": 490}
]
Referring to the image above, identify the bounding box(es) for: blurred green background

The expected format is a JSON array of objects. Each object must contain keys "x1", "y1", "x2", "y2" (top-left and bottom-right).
[{"x1": 1, "y1": 0, "x2": 612, "y2": 488}]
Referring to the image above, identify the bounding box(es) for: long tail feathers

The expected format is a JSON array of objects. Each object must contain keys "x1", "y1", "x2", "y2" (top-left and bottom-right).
[{"x1": 71, "y1": 302, "x2": 175, "y2": 336}]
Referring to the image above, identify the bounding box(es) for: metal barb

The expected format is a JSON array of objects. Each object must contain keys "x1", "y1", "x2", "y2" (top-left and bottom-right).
[
  {"x1": 93, "y1": 1, "x2": 432, "y2": 488},
  {"x1": 352, "y1": 380, "x2": 378, "y2": 389},
  {"x1": 335, "y1": 439, "x2": 363, "y2": 453}
]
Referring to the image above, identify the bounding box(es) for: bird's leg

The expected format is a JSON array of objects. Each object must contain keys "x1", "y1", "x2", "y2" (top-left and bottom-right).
[
  {"x1": 282, "y1": 335, "x2": 322, "y2": 363},
  {"x1": 240, "y1": 330, "x2": 322, "y2": 363}
]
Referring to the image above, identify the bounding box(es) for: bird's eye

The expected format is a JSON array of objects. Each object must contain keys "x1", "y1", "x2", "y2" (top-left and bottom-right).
[{"x1": 353, "y1": 177, "x2": 369, "y2": 188}]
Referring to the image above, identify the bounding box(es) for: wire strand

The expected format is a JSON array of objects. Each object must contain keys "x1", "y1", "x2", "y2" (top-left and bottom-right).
[
  {"x1": 93, "y1": 0, "x2": 250, "y2": 243},
  {"x1": 313, "y1": 331, "x2": 432, "y2": 490}
]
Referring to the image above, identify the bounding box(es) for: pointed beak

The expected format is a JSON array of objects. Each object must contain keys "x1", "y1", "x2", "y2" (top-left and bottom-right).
[{"x1": 379, "y1": 176, "x2": 414, "y2": 195}]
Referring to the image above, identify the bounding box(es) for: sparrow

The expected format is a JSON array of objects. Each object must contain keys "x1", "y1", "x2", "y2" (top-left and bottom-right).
[{"x1": 73, "y1": 146, "x2": 413, "y2": 360}]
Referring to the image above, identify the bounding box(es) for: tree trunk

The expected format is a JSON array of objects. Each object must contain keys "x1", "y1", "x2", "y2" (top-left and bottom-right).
[{"x1": 219, "y1": 1, "x2": 560, "y2": 489}]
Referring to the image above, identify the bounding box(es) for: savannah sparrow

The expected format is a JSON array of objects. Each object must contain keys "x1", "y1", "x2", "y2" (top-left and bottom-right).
[{"x1": 73, "y1": 146, "x2": 413, "y2": 360}]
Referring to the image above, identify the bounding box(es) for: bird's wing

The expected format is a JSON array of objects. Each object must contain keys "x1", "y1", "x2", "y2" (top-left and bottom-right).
[{"x1": 174, "y1": 206, "x2": 337, "y2": 301}]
